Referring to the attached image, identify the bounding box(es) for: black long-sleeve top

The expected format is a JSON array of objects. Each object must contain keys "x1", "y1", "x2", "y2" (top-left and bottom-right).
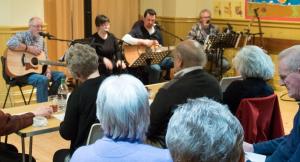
[{"x1": 90, "y1": 32, "x2": 122, "y2": 74}]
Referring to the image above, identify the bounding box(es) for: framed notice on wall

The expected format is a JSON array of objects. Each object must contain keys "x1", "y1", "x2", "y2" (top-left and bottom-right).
[{"x1": 246, "y1": 0, "x2": 300, "y2": 21}]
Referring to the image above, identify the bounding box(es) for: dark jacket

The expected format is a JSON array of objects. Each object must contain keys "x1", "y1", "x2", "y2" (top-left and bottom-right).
[
  {"x1": 147, "y1": 69, "x2": 222, "y2": 147},
  {"x1": 254, "y1": 105, "x2": 300, "y2": 162}
]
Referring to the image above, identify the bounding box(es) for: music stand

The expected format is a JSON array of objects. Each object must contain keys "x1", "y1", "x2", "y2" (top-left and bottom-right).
[
  {"x1": 130, "y1": 47, "x2": 171, "y2": 68},
  {"x1": 204, "y1": 33, "x2": 241, "y2": 79}
]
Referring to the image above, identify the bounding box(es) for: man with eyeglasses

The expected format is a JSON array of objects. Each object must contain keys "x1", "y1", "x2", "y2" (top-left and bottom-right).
[
  {"x1": 244, "y1": 45, "x2": 300, "y2": 162},
  {"x1": 7, "y1": 17, "x2": 65, "y2": 103},
  {"x1": 187, "y1": 9, "x2": 230, "y2": 75}
]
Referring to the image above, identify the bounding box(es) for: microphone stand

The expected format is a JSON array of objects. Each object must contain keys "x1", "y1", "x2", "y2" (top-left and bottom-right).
[{"x1": 159, "y1": 26, "x2": 184, "y2": 42}]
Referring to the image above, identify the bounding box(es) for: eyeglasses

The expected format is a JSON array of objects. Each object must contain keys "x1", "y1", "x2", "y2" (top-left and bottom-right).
[{"x1": 31, "y1": 25, "x2": 43, "y2": 28}]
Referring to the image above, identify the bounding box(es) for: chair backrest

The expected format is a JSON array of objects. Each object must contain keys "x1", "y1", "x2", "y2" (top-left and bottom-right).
[
  {"x1": 1, "y1": 56, "x2": 12, "y2": 84},
  {"x1": 145, "y1": 81, "x2": 168, "y2": 99},
  {"x1": 219, "y1": 75, "x2": 243, "y2": 92},
  {"x1": 236, "y1": 94, "x2": 284, "y2": 144},
  {"x1": 86, "y1": 123, "x2": 104, "y2": 145}
]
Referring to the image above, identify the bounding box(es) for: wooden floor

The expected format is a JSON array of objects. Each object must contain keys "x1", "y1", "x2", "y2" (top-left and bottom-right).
[{"x1": 2, "y1": 87, "x2": 299, "y2": 162}]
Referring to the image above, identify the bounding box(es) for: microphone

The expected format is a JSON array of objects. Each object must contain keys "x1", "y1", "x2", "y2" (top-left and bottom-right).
[
  {"x1": 39, "y1": 32, "x2": 55, "y2": 39},
  {"x1": 154, "y1": 22, "x2": 163, "y2": 30}
]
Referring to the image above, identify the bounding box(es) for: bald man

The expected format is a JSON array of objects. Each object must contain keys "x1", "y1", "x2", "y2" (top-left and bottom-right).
[
  {"x1": 7, "y1": 17, "x2": 65, "y2": 103},
  {"x1": 146, "y1": 40, "x2": 222, "y2": 148}
]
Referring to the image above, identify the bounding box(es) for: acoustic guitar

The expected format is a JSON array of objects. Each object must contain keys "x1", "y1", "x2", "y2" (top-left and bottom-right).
[
  {"x1": 124, "y1": 45, "x2": 174, "y2": 67},
  {"x1": 4, "y1": 49, "x2": 66, "y2": 77}
]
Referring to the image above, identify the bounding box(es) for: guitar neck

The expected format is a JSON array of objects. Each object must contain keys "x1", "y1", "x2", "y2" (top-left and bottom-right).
[{"x1": 38, "y1": 60, "x2": 66, "y2": 67}]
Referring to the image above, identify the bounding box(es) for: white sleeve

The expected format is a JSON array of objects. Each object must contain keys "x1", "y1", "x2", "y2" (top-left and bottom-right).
[{"x1": 122, "y1": 34, "x2": 139, "y2": 45}]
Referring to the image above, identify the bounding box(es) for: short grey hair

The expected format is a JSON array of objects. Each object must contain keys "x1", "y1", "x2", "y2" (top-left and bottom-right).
[
  {"x1": 166, "y1": 97, "x2": 244, "y2": 162},
  {"x1": 279, "y1": 45, "x2": 300, "y2": 73},
  {"x1": 199, "y1": 9, "x2": 211, "y2": 18},
  {"x1": 28, "y1": 17, "x2": 42, "y2": 26},
  {"x1": 173, "y1": 39, "x2": 207, "y2": 68},
  {"x1": 233, "y1": 45, "x2": 274, "y2": 80},
  {"x1": 65, "y1": 43, "x2": 99, "y2": 80},
  {"x1": 96, "y1": 74, "x2": 150, "y2": 142}
]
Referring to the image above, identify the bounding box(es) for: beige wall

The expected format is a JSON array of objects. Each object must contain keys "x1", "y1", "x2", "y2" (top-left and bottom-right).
[
  {"x1": 0, "y1": 0, "x2": 44, "y2": 26},
  {"x1": 140, "y1": 0, "x2": 212, "y2": 18}
]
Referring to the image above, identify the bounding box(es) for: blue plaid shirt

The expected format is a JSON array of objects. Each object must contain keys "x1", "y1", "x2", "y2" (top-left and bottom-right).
[{"x1": 7, "y1": 30, "x2": 48, "y2": 57}]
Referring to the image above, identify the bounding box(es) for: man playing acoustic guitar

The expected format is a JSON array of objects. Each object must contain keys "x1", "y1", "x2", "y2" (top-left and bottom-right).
[{"x1": 6, "y1": 17, "x2": 65, "y2": 103}]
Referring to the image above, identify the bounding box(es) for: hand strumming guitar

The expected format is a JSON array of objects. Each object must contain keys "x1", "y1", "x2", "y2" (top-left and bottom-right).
[{"x1": 27, "y1": 45, "x2": 42, "y2": 56}]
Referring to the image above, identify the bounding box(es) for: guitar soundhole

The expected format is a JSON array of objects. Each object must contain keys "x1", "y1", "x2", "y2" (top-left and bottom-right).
[{"x1": 31, "y1": 57, "x2": 38, "y2": 65}]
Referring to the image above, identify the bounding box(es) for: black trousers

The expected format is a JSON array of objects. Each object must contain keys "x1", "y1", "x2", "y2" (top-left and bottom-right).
[{"x1": 0, "y1": 142, "x2": 36, "y2": 162}]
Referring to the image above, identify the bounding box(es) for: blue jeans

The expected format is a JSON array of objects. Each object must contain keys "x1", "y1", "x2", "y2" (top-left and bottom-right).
[
  {"x1": 26, "y1": 71, "x2": 65, "y2": 103},
  {"x1": 147, "y1": 57, "x2": 173, "y2": 84}
]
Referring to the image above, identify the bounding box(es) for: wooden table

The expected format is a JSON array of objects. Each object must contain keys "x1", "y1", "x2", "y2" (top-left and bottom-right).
[{"x1": 2, "y1": 102, "x2": 63, "y2": 162}]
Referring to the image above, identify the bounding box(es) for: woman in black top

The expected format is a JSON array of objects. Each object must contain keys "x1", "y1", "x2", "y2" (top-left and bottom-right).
[
  {"x1": 90, "y1": 15, "x2": 126, "y2": 76},
  {"x1": 53, "y1": 44, "x2": 106, "y2": 162}
]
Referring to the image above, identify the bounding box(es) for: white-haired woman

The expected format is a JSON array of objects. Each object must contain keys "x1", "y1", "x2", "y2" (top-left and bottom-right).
[
  {"x1": 223, "y1": 45, "x2": 274, "y2": 114},
  {"x1": 53, "y1": 44, "x2": 106, "y2": 162},
  {"x1": 70, "y1": 74, "x2": 172, "y2": 162}
]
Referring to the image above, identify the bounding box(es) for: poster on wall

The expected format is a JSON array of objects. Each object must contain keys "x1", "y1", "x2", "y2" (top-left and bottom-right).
[
  {"x1": 213, "y1": 0, "x2": 244, "y2": 19},
  {"x1": 246, "y1": 0, "x2": 300, "y2": 21}
]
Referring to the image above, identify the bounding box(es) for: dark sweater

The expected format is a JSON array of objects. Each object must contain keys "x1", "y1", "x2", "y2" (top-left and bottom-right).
[
  {"x1": 254, "y1": 105, "x2": 300, "y2": 162},
  {"x1": 223, "y1": 78, "x2": 274, "y2": 115},
  {"x1": 59, "y1": 76, "x2": 105, "y2": 154},
  {"x1": 147, "y1": 69, "x2": 222, "y2": 147},
  {"x1": 129, "y1": 20, "x2": 163, "y2": 45}
]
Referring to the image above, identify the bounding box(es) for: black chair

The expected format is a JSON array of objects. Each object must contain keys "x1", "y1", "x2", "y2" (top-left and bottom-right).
[{"x1": 1, "y1": 56, "x2": 34, "y2": 108}]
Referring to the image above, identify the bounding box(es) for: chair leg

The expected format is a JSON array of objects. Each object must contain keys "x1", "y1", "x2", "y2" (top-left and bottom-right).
[
  {"x1": 27, "y1": 86, "x2": 34, "y2": 105},
  {"x1": 19, "y1": 86, "x2": 27, "y2": 105},
  {"x1": 3, "y1": 85, "x2": 11, "y2": 108},
  {"x1": 5, "y1": 135, "x2": 8, "y2": 144}
]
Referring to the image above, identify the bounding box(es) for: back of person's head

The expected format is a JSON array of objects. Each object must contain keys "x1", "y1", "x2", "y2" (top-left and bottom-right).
[
  {"x1": 173, "y1": 39, "x2": 207, "y2": 69},
  {"x1": 95, "y1": 14, "x2": 110, "y2": 27},
  {"x1": 144, "y1": 8, "x2": 156, "y2": 17},
  {"x1": 166, "y1": 97, "x2": 244, "y2": 162},
  {"x1": 96, "y1": 74, "x2": 149, "y2": 142},
  {"x1": 65, "y1": 43, "x2": 98, "y2": 80},
  {"x1": 233, "y1": 45, "x2": 274, "y2": 80},
  {"x1": 279, "y1": 45, "x2": 300, "y2": 73}
]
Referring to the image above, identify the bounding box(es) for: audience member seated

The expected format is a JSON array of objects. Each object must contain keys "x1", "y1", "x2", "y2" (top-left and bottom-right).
[
  {"x1": 70, "y1": 74, "x2": 172, "y2": 162},
  {"x1": 243, "y1": 45, "x2": 300, "y2": 162},
  {"x1": 53, "y1": 44, "x2": 106, "y2": 162},
  {"x1": 166, "y1": 97, "x2": 244, "y2": 162},
  {"x1": 223, "y1": 45, "x2": 274, "y2": 115},
  {"x1": 147, "y1": 39, "x2": 222, "y2": 148},
  {"x1": 0, "y1": 107, "x2": 52, "y2": 162}
]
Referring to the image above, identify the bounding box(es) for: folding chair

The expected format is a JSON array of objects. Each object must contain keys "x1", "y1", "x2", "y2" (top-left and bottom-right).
[
  {"x1": 1, "y1": 56, "x2": 34, "y2": 108},
  {"x1": 86, "y1": 123, "x2": 104, "y2": 145}
]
